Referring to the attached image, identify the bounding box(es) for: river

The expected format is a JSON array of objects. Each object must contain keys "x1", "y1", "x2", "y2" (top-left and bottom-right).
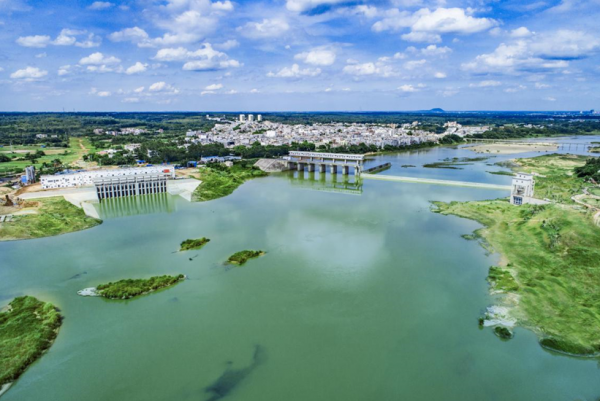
[{"x1": 1, "y1": 137, "x2": 599, "y2": 401}]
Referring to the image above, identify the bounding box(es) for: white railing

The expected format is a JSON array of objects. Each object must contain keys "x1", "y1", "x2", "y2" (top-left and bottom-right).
[{"x1": 288, "y1": 151, "x2": 365, "y2": 161}]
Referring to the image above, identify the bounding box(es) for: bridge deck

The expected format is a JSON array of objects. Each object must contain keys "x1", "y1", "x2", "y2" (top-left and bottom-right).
[{"x1": 362, "y1": 173, "x2": 511, "y2": 190}]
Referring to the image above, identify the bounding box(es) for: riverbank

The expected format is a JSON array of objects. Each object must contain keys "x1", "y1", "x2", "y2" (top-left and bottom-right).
[
  {"x1": 0, "y1": 296, "x2": 62, "y2": 392},
  {"x1": 0, "y1": 197, "x2": 101, "y2": 241},
  {"x1": 193, "y1": 161, "x2": 267, "y2": 202},
  {"x1": 431, "y1": 153, "x2": 600, "y2": 355},
  {"x1": 467, "y1": 143, "x2": 559, "y2": 154}
]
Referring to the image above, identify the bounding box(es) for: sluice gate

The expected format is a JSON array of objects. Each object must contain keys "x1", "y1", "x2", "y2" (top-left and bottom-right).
[{"x1": 94, "y1": 175, "x2": 168, "y2": 200}]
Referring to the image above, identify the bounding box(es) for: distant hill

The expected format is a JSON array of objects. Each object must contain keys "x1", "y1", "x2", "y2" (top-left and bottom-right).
[{"x1": 428, "y1": 108, "x2": 445, "y2": 113}]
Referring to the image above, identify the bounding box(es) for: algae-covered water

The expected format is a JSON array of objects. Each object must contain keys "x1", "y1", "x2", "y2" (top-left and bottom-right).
[{"x1": 1, "y1": 139, "x2": 599, "y2": 401}]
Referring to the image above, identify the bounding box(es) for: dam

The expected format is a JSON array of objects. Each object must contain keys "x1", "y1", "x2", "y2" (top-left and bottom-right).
[{"x1": 94, "y1": 175, "x2": 168, "y2": 200}]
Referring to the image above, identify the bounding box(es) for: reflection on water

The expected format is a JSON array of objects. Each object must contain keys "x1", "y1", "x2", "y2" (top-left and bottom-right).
[
  {"x1": 97, "y1": 193, "x2": 176, "y2": 219},
  {"x1": 285, "y1": 170, "x2": 363, "y2": 195}
]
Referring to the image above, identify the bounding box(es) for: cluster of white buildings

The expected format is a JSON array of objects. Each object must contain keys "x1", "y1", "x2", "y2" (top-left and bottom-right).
[
  {"x1": 443, "y1": 122, "x2": 490, "y2": 137},
  {"x1": 239, "y1": 114, "x2": 262, "y2": 123},
  {"x1": 93, "y1": 128, "x2": 151, "y2": 136},
  {"x1": 184, "y1": 119, "x2": 454, "y2": 149},
  {"x1": 41, "y1": 166, "x2": 176, "y2": 189}
]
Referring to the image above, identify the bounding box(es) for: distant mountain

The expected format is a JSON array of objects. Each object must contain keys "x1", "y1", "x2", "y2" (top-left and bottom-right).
[{"x1": 428, "y1": 108, "x2": 445, "y2": 113}]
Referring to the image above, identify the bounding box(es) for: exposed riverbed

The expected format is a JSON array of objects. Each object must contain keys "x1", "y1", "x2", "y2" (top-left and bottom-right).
[{"x1": 0, "y1": 136, "x2": 599, "y2": 401}]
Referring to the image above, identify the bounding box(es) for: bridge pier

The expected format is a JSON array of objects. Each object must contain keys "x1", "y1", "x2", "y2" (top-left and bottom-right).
[
  {"x1": 307, "y1": 163, "x2": 315, "y2": 172},
  {"x1": 354, "y1": 166, "x2": 360, "y2": 176},
  {"x1": 297, "y1": 162, "x2": 304, "y2": 171},
  {"x1": 342, "y1": 165, "x2": 349, "y2": 175},
  {"x1": 319, "y1": 164, "x2": 326, "y2": 173},
  {"x1": 330, "y1": 165, "x2": 338, "y2": 174}
]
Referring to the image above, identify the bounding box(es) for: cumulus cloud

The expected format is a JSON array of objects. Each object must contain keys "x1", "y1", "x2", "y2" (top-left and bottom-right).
[
  {"x1": 149, "y1": 81, "x2": 179, "y2": 94},
  {"x1": 125, "y1": 62, "x2": 148, "y2": 75},
  {"x1": 267, "y1": 64, "x2": 321, "y2": 78},
  {"x1": 294, "y1": 48, "x2": 336, "y2": 66},
  {"x1": 79, "y1": 52, "x2": 121, "y2": 65},
  {"x1": 510, "y1": 27, "x2": 533, "y2": 38},
  {"x1": 434, "y1": 71, "x2": 447, "y2": 78},
  {"x1": 342, "y1": 61, "x2": 397, "y2": 77},
  {"x1": 469, "y1": 80, "x2": 502, "y2": 87},
  {"x1": 205, "y1": 83, "x2": 223, "y2": 90},
  {"x1": 16, "y1": 35, "x2": 51, "y2": 48},
  {"x1": 153, "y1": 44, "x2": 240, "y2": 71},
  {"x1": 238, "y1": 19, "x2": 289, "y2": 39},
  {"x1": 463, "y1": 30, "x2": 599, "y2": 73},
  {"x1": 108, "y1": 27, "x2": 150, "y2": 45},
  {"x1": 215, "y1": 39, "x2": 239, "y2": 50},
  {"x1": 373, "y1": 7, "x2": 496, "y2": 43},
  {"x1": 88, "y1": 1, "x2": 114, "y2": 10},
  {"x1": 16, "y1": 30, "x2": 101, "y2": 48},
  {"x1": 10, "y1": 66, "x2": 48, "y2": 80},
  {"x1": 58, "y1": 65, "x2": 71, "y2": 76},
  {"x1": 398, "y1": 84, "x2": 419, "y2": 92},
  {"x1": 420, "y1": 44, "x2": 452, "y2": 56}
]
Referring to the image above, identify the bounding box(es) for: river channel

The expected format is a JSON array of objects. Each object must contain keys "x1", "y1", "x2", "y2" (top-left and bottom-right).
[{"x1": 1, "y1": 137, "x2": 599, "y2": 401}]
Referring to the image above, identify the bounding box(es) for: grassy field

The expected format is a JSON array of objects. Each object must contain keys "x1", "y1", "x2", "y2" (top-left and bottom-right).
[
  {"x1": 193, "y1": 162, "x2": 267, "y2": 202},
  {"x1": 512, "y1": 153, "x2": 589, "y2": 203},
  {"x1": 433, "y1": 199, "x2": 600, "y2": 355},
  {"x1": 0, "y1": 138, "x2": 95, "y2": 176},
  {"x1": 0, "y1": 296, "x2": 62, "y2": 388},
  {"x1": 581, "y1": 197, "x2": 600, "y2": 208},
  {"x1": 589, "y1": 187, "x2": 600, "y2": 197},
  {"x1": 0, "y1": 197, "x2": 101, "y2": 241},
  {"x1": 95, "y1": 275, "x2": 185, "y2": 299}
]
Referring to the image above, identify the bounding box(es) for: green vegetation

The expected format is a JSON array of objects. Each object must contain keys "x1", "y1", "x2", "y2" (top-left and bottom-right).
[
  {"x1": 575, "y1": 156, "x2": 600, "y2": 182},
  {"x1": 180, "y1": 237, "x2": 210, "y2": 251},
  {"x1": 433, "y1": 199, "x2": 600, "y2": 355},
  {"x1": 488, "y1": 266, "x2": 519, "y2": 292},
  {"x1": 0, "y1": 296, "x2": 62, "y2": 388},
  {"x1": 494, "y1": 326, "x2": 514, "y2": 339},
  {"x1": 514, "y1": 154, "x2": 590, "y2": 203},
  {"x1": 400, "y1": 165, "x2": 416, "y2": 168},
  {"x1": 487, "y1": 171, "x2": 515, "y2": 176},
  {"x1": 96, "y1": 275, "x2": 185, "y2": 299},
  {"x1": 590, "y1": 147, "x2": 600, "y2": 153},
  {"x1": 227, "y1": 250, "x2": 265, "y2": 265},
  {"x1": 0, "y1": 197, "x2": 101, "y2": 241},
  {"x1": 193, "y1": 160, "x2": 268, "y2": 202},
  {"x1": 589, "y1": 187, "x2": 600, "y2": 197}
]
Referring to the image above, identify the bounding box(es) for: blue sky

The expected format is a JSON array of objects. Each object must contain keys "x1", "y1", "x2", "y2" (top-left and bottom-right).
[{"x1": 1, "y1": 0, "x2": 599, "y2": 111}]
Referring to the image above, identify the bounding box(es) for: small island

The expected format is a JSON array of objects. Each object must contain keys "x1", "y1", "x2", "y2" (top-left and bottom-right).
[
  {"x1": 0, "y1": 296, "x2": 62, "y2": 394},
  {"x1": 180, "y1": 237, "x2": 210, "y2": 251},
  {"x1": 227, "y1": 250, "x2": 265, "y2": 265},
  {"x1": 78, "y1": 274, "x2": 185, "y2": 300},
  {"x1": 193, "y1": 160, "x2": 267, "y2": 202}
]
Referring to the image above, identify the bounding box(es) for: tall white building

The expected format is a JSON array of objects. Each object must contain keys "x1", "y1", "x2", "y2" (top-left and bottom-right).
[
  {"x1": 511, "y1": 173, "x2": 535, "y2": 205},
  {"x1": 257, "y1": 114, "x2": 262, "y2": 122},
  {"x1": 41, "y1": 166, "x2": 176, "y2": 189},
  {"x1": 248, "y1": 114, "x2": 254, "y2": 122},
  {"x1": 239, "y1": 114, "x2": 246, "y2": 122}
]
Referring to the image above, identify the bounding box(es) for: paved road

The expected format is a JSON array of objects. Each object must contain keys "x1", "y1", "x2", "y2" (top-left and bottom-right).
[{"x1": 362, "y1": 173, "x2": 512, "y2": 191}]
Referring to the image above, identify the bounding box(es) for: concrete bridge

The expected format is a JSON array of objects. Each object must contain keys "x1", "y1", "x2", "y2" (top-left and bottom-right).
[{"x1": 288, "y1": 151, "x2": 364, "y2": 175}]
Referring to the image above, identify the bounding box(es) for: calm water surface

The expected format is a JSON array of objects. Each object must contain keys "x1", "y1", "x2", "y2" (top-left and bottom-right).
[{"x1": 1, "y1": 138, "x2": 599, "y2": 401}]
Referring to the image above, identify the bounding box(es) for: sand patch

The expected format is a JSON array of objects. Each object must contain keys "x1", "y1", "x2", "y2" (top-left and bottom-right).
[{"x1": 468, "y1": 143, "x2": 558, "y2": 154}]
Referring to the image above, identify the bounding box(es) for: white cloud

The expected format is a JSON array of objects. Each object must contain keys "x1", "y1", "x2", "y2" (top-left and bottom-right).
[
  {"x1": 123, "y1": 97, "x2": 140, "y2": 103},
  {"x1": 342, "y1": 62, "x2": 397, "y2": 77},
  {"x1": 294, "y1": 48, "x2": 336, "y2": 66},
  {"x1": 215, "y1": 39, "x2": 239, "y2": 50},
  {"x1": 421, "y1": 44, "x2": 451, "y2": 56},
  {"x1": 373, "y1": 7, "x2": 496, "y2": 43},
  {"x1": 134, "y1": 86, "x2": 145, "y2": 93},
  {"x1": 504, "y1": 85, "x2": 526, "y2": 93},
  {"x1": 535, "y1": 82, "x2": 550, "y2": 89},
  {"x1": 125, "y1": 62, "x2": 148, "y2": 75},
  {"x1": 153, "y1": 44, "x2": 240, "y2": 71},
  {"x1": 544, "y1": 96, "x2": 556, "y2": 101},
  {"x1": 398, "y1": 84, "x2": 419, "y2": 92},
  {"x1": 97, "y1": 91, "x2": 112, "y2": 97},
  {"x1": 250, "y1": 88, "x2": 260, "y2": 93},
  {"x1": 463, "y1": 30, "x2": 599, "y2": 74},
  {"x1": 205, "y1": 83, "x2": 223, "y2": 90},
  {"x1": 52, "y1": 29, "x2": 79, "y2": 46},
  {"x1": 108, "y1": 27, "x2": 150, "y2": 45},
  {"x1": 510, "y1": 27, "x2": 533, "y2": 38},
  {"x1": 35, "y1": 52, "x2": 47, "y2": 58},
  {"x1": 434, "y1": 71, "x2": 447, "y2": 78},
  {"x1": 16, "y1": 35, "x2": 51, "y2": 48},
  {"x1": 212, "y1": 1, "x2": 234, "y2": 11},
  {"x1": 58, "y1": 65, "x2": 71, "y2": 76},
  {"x1": 267, "y1": 64, "x2": 321, "y2": 78},
  {"x1": 200, "y1": 90, "x2": 215, "y2": 96},
  {"x1": 469, "y1": 80, "x2": 502, "y2": 87},
  {"x1": 79, "y1": 52, "x2": 121, "y2": 65},
  {"x1": 88, "y1": 1, "x2": 114, "y2": 10},
  {"x1": 404, "y1": 59, "x2": 426, "y2": 70},
  {"x1": 286, "y1": 0, "x2": 345, "y2": 12},
  {"x1": 10, "y1": 66, "x2": 48, "y2": 80},
  {"x1": 238, "y1": 19, "x2": 289, "y2": 39},
  {"x1": 149, "y1": 81, "x2": 179, "y2": 94}
]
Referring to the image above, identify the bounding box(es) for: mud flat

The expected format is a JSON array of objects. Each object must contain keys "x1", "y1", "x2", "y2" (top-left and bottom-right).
[{"x1": 468, "y1": 143, "x2": 558, "y2": 154}]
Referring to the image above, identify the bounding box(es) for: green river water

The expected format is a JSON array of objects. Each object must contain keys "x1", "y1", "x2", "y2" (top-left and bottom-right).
[{"x1": 1, "y1": 141, "x2": 600, "y2": 401}]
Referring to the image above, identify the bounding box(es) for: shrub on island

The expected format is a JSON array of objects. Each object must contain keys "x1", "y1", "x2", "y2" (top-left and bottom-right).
[
  {"x1": 0, "y1": 296, "x2": 62, "y2": 389},
  {"x1": 227, "y1": 250, "x2": 265, "y2": 265},
  {"x1": 95, "y1": 275, "x2": 185, "y2": 299},
  {"x1": 180, "y1": 237, "x2": 210, "y2": 251}
]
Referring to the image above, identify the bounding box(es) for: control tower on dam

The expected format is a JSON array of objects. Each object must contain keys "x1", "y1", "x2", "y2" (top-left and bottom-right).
[{"x1": 287, "y1": 151, "x2": 365, "y2": 176}]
